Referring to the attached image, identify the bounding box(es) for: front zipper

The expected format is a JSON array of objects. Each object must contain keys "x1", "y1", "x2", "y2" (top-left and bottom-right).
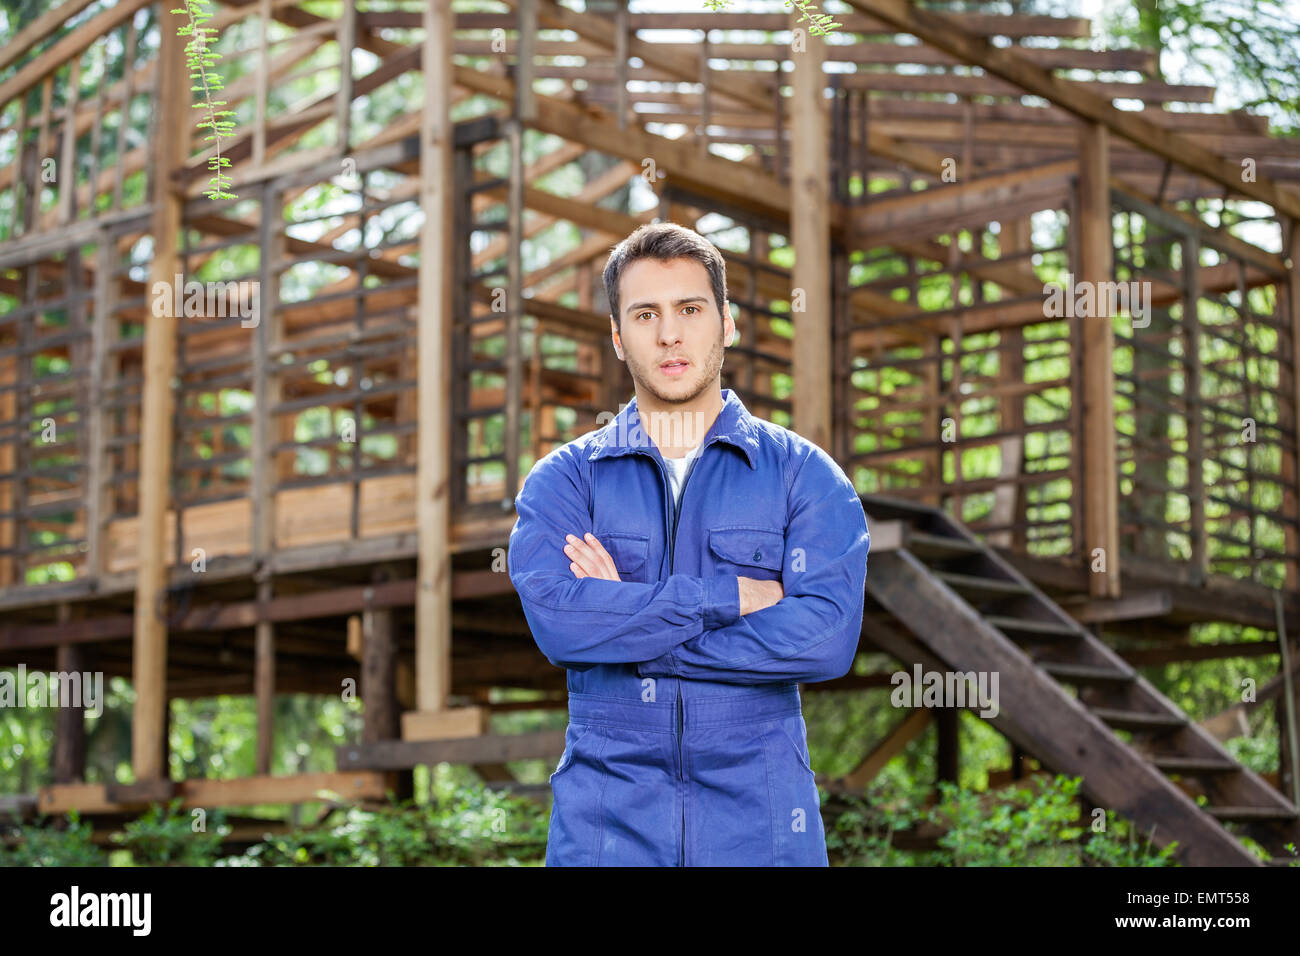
[
  {"x1": 676, "y1": 692, "x2": 685, "y2": 866},
  {"x1": 653, "y1": 443, "x2": 709, "y2": 868}
]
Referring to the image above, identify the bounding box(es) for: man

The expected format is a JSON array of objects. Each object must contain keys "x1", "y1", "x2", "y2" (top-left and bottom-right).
[{"x1": 507, "y1": 222, "x2": 870, "y2": 866}]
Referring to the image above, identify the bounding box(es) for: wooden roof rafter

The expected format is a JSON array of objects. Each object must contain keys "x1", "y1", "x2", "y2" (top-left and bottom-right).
[{"x1": 845, "y1": 0, "x2": 1300, "y2": 221}]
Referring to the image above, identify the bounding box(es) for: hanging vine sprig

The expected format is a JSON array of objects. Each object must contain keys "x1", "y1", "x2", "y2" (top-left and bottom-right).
[
  {"x1": 172, "y1": 0, "x2": 237, "y2": 201},
  {"x1": 702, "y1": 0, "x2": 841, "y2": 37}
]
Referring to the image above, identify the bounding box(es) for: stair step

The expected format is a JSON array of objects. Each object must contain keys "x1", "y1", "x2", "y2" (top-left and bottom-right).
[
  {"x1": 1040, "y1": 660, "x2": 1133, "y2": 683},
  {"x1": 986, "y1": 615, "x2": 1079, "y2": 639},
  {"x1": 906, "y1": 531, "x2": 983, "y2": 560},
  {"x1": 1091, "y1": 707, "x2": 1187, "y2": 732},
  {"x1": 935, "y1": 571, "x2": 1032, "y2": 598},
  {"x1": 1205, "y1": 805, "x2": 1299, "y2": 822},
  {"x1": 1151, "y1": 755, "x2": 1241, "y2": 775}
]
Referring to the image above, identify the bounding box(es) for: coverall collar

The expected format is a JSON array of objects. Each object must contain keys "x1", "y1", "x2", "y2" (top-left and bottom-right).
[{"x1": 587, "y1": 387, "x2": 760, "y2": 470}]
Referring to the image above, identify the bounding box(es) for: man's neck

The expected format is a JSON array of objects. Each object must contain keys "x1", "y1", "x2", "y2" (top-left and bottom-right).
[{"x1": 635, "y1": 386, "x2": 724, "y2": 459}]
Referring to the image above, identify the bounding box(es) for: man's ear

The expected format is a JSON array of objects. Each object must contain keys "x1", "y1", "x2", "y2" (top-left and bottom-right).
[
  {"x1": 723, "y1": 303, "x2": 735, "y2": 346},
  {"x1": 610, "y1": 315, "x2": 624, "y2": 360}
]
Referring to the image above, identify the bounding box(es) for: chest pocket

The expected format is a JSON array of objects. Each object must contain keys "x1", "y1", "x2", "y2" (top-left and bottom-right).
[
  {"x1": 595, "y1": 531, "x2": 650, "y2": 583},
  {"x1": 708, "y1": 527, "x2": 785, "y2": 580}
]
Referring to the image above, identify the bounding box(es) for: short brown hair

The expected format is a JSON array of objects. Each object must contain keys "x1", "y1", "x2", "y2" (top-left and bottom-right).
[{"x1": 602, "y1": 222, "x2": 728, "y2": 331}]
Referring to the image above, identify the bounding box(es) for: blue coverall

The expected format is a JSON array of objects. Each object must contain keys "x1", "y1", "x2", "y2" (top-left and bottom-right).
[{"x1": 507, "y1": 388, "x2": 870, "y2": 865}]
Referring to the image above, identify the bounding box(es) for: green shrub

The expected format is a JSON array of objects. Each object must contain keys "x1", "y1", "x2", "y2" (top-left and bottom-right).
[
  {"x1": 112, "y1": 799, "x2": 227, "y2": 866},
  {"x1": 230, "y1": 788, "x2": 548, "y2": 867},
  {"x1": 0, "y1": 811, "x2": 108, "y2": 867},
  {"x1": 827, "y1": 774, "x2": 1178, "y2": 867}
]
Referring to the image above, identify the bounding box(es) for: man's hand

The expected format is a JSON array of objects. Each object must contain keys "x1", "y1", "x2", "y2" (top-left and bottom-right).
[
  {"x1": 564, "y1": 533, "x2": 621, "y2": 581},
  {"x1": 738, "y1": 576, "x2": 783, "y2": 615}
]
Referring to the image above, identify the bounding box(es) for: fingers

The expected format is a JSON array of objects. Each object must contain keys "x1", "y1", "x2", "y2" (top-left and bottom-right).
[
  {"x1": 564, "y1": 533, "x2": 620, "y2": 580},
  {"x1": 582, "y1": 533, "x2": 620, "y2": 580}
]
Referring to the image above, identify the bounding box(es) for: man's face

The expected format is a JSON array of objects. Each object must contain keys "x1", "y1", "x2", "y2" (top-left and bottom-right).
[{"x1": 610, "y1": 257, "x2": 735, "y2": 406}]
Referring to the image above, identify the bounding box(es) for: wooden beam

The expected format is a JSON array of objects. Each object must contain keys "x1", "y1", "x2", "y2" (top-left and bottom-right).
[
  {"x1": 453, "y1": 65, "x2": 794, "y2": 229},
  {"x1": 0, "y1": 0, "x2": 153, "y2": 110},
  {"x1": 52, "y1": 620, "x2": 88, "y2": 785},
  {"x1": 338, "y1": 729, "x2": 566, "y2": 770},
  {"x1": 131, "y1": 9, "x2": 187, "y2": 783},
  {"x1": 336, "y1": 0, "x2": 357, "y2": 154},
  {"x1": 448, "y1": 10, "x2": 1094, "y2": 39},
  {"x1": 1059, "y1": 589, "x2": 1173, "y2": 623},
  {"x1": 845, "y1": 0, "x2": 1300, "y2": 221},
  {"x1": 361, "y1": 579, "x2": 398, "y2": 743},
  {"x1": 856, "y1": 159, "x2": 1076, "y2": 238},
  {"x1": 1077, "y1": 123, "x2": 1120, "y2": 598},
  {"x1": 790, "y1": 18, "x2": 831, "y2": 451},
  {"x1": 841, "y1": 708, "x2": 931, "y2": 789},
  {"x1": 1288, "y1": 219, "x2": 1300, "y2": 590},
  {"x1": 417, "y1": 0, "x2": 455, "y2": 714},
  {"x1": 37, "y1": 771, "x2": 390, "y2": 815}
]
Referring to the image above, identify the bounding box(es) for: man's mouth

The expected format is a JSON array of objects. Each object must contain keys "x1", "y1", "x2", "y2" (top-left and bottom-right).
[{"x1": 659, "y1": 358, "x2": 690, "y2": 377}]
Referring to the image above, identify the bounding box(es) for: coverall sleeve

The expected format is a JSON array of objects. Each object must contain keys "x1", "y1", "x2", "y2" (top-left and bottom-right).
[
  {"x1": 508, "y1": 442, "x2": 741, "y2": 670},
  {"x1": 635, "y1": 444, "x2": 869, "y2": 684}
]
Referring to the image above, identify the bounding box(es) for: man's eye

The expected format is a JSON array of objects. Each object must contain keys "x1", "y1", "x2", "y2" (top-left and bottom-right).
[
  {"x1": 636, "y1": 312, "x2": 653, "y2": 322},
  {"x1": 682, "y1": 305, "x2": 699, "y2": 315}
]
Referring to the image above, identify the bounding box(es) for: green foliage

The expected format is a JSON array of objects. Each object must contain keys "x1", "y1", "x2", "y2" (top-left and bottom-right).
[
  {"x1": 1, "y1": 786, "x2": 548, "y2": 867},
  {"x1": 702, "y1": 0, "x2": 840, "y2": 37},
  {"x1": 0, "y1": 811, "x2": 108, "y2": 867},
  {"x1": 231, "y1": 791, "x2": 548, "y2": 867},
  {"x1": 172, "y1": 0, "x2": 236, "y2": 200},
  {"x1": 1106, "y1": 0, "x2": 1300, "y2": 134},
  {"x1": 827, "y1": 774, "x2": 1179, "y2": 867},
  {"x1": 112, "y1": 799, "x2": 227, "y2": 865}
]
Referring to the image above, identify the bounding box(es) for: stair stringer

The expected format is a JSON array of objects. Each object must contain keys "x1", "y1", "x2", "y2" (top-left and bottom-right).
[{"x1": 867, "y1": 548, "x2": 1263, "y2": 866}]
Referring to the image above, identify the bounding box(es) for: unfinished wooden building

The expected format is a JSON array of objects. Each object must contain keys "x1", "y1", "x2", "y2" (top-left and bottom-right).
[{"x1": 3, "y1": 0, "x2": 1300, "y2": 865}]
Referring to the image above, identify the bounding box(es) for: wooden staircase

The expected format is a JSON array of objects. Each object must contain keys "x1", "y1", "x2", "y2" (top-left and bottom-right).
[{"x1": 860, "y1": 494, "x2": 1300, "y2": 867}]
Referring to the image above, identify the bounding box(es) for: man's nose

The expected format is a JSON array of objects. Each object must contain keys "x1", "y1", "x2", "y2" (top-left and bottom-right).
[{"x1": 658, "y1": 314, "x2": 683, "y2": 346}]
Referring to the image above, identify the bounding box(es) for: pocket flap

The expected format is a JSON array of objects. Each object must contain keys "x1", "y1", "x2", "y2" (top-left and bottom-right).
[
  {"x1": 596, "y1": 531, "x2": 649, "y2": 575},
  {"x1": 708, "y1": 527, "x2": 785, "y2": 571}
]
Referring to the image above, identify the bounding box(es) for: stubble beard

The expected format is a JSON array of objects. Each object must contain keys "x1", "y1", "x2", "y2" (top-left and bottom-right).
[{"x1": 624, "y1": 325, "x2": 726, "y2": 411}]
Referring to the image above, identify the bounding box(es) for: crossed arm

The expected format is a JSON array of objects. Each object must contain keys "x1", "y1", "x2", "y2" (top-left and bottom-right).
[
  {"x1": 508, "y1": 442, "x2": 869, "y2": 682},
  {"x1": 563, "y1": 532, "x2": 783, "y2": 617}
]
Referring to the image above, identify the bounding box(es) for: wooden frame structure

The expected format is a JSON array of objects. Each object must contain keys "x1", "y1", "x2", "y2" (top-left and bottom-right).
[{"x1": 2, "y1": 0, "x2": 1300, "y2": 862}]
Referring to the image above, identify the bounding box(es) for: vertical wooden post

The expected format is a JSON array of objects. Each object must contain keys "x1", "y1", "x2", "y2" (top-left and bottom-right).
[
  {"x1": 85, "y1": 235, "x2": 113, "y2": 578},
  {"x1": 335, "y1": 0, "x2": 355, "y2": 156},
  {"x1": 504, "y1": 0, "x2": 533, "y2": 508},
  {"x1": 53, "y1": 606, "x2": 88, "y2": 785},
  {"x1": 613, "y1": 0, "x2": 628, "y2": 130},
  {"x1": 361, "y1": 576, "x2": 398, "y2": 744},
  {"x1": 113, "y1": 17, "x2": 139, "y2": 212},
  {"x1": 253, "y1": 0, "x2": 269, "y2": 169},
  {"x1": 994, "y1": 217, "x2": 1031, "y2": 551},
  {"x1": 1285, "y1": 219, "x2": 1300, "y2": 591},
  {"x1": 698, "y1": 29, "x2": 711, "y2": 157},
  {"x1": 415, "y1": 0, "x2": 455, "y2": 721},
  {"x1": 1184, "y1": 234, "x2": 1206, "y2": 582},
  {"x1": 253, "y1": 180, "x2": 283, "y2": 776},
  {"x1": 37, "y1": 74, "x2": 53, "y2": 215},
  {"x1": 1275, "y1": 593, "x2": 1300, "y2": 806},
  {"x1": 0, "y1": 350, "x2": 14, "y2": 589},
  {"x1": 1077, "y1": 123, "x2": 1120, "y2": 598},
  {"x1": 253, "y1": 588, "x2": 275, "y2": 774},
  {"x1": 131, "y1": 8, "x2": 188, "y2": 782},
  {"x1": 58, "y1": 56, "x2": 81, "y2": 225},
  {"x1": 831, "y1": 242, "x2": 852, "y2": 468},
  {"x1": 790, "y1": 13, "x2": 830, "y2": 451},
  {"x1": 936, "y1": 708, "x2": 959, "y2": 784},
  {"x1": 14, "y1": 96, "x2": 29, "y2": 237}
]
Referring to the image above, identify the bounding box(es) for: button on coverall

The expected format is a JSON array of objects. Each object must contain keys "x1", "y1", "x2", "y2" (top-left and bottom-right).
[{"x1": 507, "y1": 389, "x2": 870, "y2": 865}]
